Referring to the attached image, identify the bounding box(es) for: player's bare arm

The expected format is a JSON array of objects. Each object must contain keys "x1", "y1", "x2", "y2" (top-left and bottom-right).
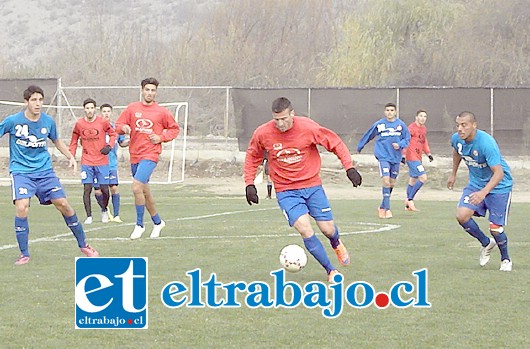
[
  {"x1": 468, "y1": 164, "x2": 504, "y2": 205},
  {"x1": 447, "y1": 149, "x2": 462, "y2": 190},
  {"x1": 53, "y1": 138, "x2": 78, "y2": 173}
]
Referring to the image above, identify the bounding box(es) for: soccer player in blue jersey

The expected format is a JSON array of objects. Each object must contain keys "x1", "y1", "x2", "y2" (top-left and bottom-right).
[
  {"x1": 99, "y1": 104, "x2": 129, "y2": 223},
  {"x1": 0, "y1": 85, "x2": 99, "y2": 265},
  {"x1": 357, "y1": 103, "x2": 410, "y2": 218},
  {"x1": 447, "y1": 111, "x2": 513, "y2": 271}
]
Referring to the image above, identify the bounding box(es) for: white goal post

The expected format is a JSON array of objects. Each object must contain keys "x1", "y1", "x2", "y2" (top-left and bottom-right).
[{"x1": 0, "y1": 100, "x2": 189, "y2": 184}]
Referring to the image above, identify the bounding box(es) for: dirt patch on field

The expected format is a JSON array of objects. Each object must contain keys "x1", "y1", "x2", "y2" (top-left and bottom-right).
[{"x1": 182, "y1": 161, "x2": 530, "y2": 203}]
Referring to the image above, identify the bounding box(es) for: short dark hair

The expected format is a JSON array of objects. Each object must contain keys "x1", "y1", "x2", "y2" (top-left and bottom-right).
[
  {"x1": 141, "y1": 77, "x2": 159, "y2": 88},
  {"x1": 83, "y1": 98, "x2": 96, "y2": 107},
  {"x1": 416, "y1": 109, "x2": 427, "y2": 115},
  {"x1": 272, "y1": 97, "x2": 293, "y2": 113},
  {"x1": 457, "y1": 111, "x2": 476, "y2": 122},
  {"x1": 385, "y1": 102, "x2": 397, "y2": 109},
  {"x1": 100, "y1": 103, "x2": 113, "y2": 110},
  {"x1": 23, "y1": 85, "x2": 44, "y2": 101}
]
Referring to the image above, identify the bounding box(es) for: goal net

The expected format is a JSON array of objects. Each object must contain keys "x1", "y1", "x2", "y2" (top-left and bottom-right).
[{"x1": 0, "y1": 100, "x2": 189, "y2": 184}]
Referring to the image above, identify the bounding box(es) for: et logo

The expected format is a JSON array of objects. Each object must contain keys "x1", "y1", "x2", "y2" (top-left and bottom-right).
[{"x1": 75, "y1": 257, "x2": 148, "y2": 329}]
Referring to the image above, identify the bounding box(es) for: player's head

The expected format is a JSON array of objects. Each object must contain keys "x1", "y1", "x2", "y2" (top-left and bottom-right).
[
  {"x1": 455, "y1": 111, "x2": 477, "y2": 141},
  {"x1": 272, "y1": 97, "x2": 295, "y2": 133},
  {"x1": 83, "y1": 98, "x2": 97, "y2": 121},
  {"x1": 23, "y1": 85, "x2": 44, "y2": 117},
  {"x1": 384, "y1": 102, "x2": 397, "y2": 121},
  {"x1": 100, "y1": 103, "x2": 113, "y2": 121},
  {"x1": 141, "y1": 77, "x2": 159, "y2": 105},
  {"x1": 415, "y1": 109, "x2": 428, "y2": 125}
]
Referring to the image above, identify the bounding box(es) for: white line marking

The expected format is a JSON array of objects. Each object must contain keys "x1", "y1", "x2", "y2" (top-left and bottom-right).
[{"x1": 0, "y1": 208, "x2": 400, "y2": 250}]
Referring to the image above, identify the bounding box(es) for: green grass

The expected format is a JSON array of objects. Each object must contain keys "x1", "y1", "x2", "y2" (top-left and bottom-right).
[{"x1": 0, "y1": 184, "x2": 528, "y2": 348}]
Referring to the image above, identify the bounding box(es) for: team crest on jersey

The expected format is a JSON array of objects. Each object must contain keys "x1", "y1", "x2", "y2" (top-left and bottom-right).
[
  {"x1": 473, "y1": 150, "x2": 478, "y2": 156},
  {"x1": 272, "y1": 143, "x2": 282, "y2": 151},
  {"x1": 397, "y1": 125, "x2": 402, "y2": 131},
  {"x1": 135, "y1": 112, "x2": 142, "y2": 118},
  {"x1": 276, "y1": 148, "x2": 302, "y2": 164},
  {"x1": 40, "y1": 128, "x2": 47, "y2": 134}
]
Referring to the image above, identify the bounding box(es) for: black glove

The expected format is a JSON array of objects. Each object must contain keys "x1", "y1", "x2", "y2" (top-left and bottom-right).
[
  {"x1": 428, "y1": 154, "x2": 434, "y2": 162},
  {"x1": 346, "y1": 168, "x2": 362, "y2": 187},
  {"x1": 401, "y1": 157, "x2": 406, "y2": 165},
  {"x1": 100, "y1": 145, "x2": 112, "y2": 155},
  {"x1": 245, "y1": 184, "x2": 259, "y2": 205}
]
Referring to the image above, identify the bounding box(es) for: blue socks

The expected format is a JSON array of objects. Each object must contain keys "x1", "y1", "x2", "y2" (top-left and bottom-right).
[
  {"x1": 407, "y1": 181, "x2": 424, "y2": 200},
  {"x1": 460, "y1": 219, "x2": 490, "y2": 246},
  {"x1": 95, "y1": 193, "x2": 105, "y2": 210},
  {"x1": 64, "y1": 213, "x2": 87, "y2": 248},
  {"x1": 151, "y1": 213, "x2": 162, "y2": 225},
  {"x1": 381, "y1": 187, "x2": 391, "y2": 210},
  {"x1": 136, "y1": 205, "x2": 145, "y2": 227},
  {"x1": 493, "y1": 232, "x2": 510, "y2": 261},
  {"x1": 112, "y1": 193, "x2": 120, "y2": 217},
  {"x1": 15, "y1": 216, "x2": 30, "y2": 256},
  {"x1": 329, "y1": 225, "x2": 340, "y2": 249},
  {"x1": 303, "y1": 234, "x2": 334, "y2": 274}
]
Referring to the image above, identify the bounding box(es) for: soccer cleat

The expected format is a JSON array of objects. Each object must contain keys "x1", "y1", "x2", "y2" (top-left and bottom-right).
[
  {"x1": 405, "y1": 200, "x2": 420, "y2": 211},
  {"x1": 150, "y1": 220, "x2": 166, "y2": 239},
  {"x1": 84, "y1": 216, "x2": 93, "y2": 225},
  {"x1": 80, "y1": 244, "x2": 99, "y2": 257},
  {"x1": 378, "y1": 208, "x2": 386, "y2": 219},
  {"x1": 333, "y1": 239, "x2": 350, "y2": 266},
  {"x1": 130, "y1": 225, "x2": 146, "y2": 239},
  {"x1": 479, "y1": 237, "x2": 497, "y2": 266},
  {"x1": 14, "y1": 255, "x2": 30, "y2": 265},
  {"x1": 385, "y1": 210, "x2": 393, "y2": 218},
  {"x1": 101, "y1": 211, "x2": 109, "y2": 223},
  {"x1": 327, "y1": 270, "x2": 340, "y2": 283},
  {"x1": 112, "y1": 215, "x2": 123, "y2": 223},
  {"x1": 499, "y1": 259, "x2": 512, "y2": 272}
]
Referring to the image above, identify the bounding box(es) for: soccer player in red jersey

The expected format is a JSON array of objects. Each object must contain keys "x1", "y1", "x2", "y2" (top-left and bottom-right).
[
  {"x1": 69, "y1": 98, "x2": 117, "y2": 224},
  {"x1": 244, "y1": 97, "x2": 362, "y2": 282},
  {"x1": 115, "y1": 78, "x2": 180, "y2": 239},
  {"x1": 403, "y1": 110, "x2": 433, "y2": 211}
]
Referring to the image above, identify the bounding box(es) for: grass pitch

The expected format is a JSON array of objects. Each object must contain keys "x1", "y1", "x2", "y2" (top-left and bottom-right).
[{"x1": 0, "y1": 183, "x2": 528, "y2": 348}]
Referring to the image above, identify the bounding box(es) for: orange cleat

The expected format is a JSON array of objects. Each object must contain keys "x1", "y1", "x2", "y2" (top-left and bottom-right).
[{"x1": 333, "y1": 239, "x2": 350, "y2": 266}]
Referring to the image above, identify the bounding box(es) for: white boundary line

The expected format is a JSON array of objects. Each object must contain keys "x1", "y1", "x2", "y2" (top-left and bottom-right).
[{"x1": 0, "y1": 208, "x2": 400, "y2": 251}]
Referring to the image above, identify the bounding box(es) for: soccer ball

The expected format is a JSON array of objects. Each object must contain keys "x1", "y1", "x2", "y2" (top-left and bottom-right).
[{"x1": 279, "y1": 244, "x2": 308, "y2": 273}]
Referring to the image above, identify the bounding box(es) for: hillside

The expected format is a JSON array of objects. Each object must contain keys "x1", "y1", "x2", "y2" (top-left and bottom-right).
[{"x1": 0, "y1": 0, "x2": 215, "y2": 68}]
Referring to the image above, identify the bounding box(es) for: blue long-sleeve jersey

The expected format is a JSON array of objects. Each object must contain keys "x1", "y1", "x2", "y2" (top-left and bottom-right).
[{"x1": 357, "y1": 117, "x2": 410, "y2": 163}]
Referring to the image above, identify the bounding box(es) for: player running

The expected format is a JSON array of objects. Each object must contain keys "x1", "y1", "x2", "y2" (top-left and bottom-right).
[
  {"x1": 403, "y1": 109, "x2": 433, "y2": 211},
  {"x1": 447, "y1": 111, "x2": 513, "y2": 271},
  {"x1": 357, "y1": 102, "x2": 410, "y2": 218},
  {"x1": 0, "y1": 85, "x2": 98, "y2": 265},
  {"x1": 115, "y1": 77, "x2": 180, "y2": 239},
  {"x1": 69, "y1": 98, "x2": 116, "y2": 224},
  {"x1": 244, "y1": 97, "x2": 362, "y2": 282},
  {"x1": 97, "y1": 103, "x2": 129, "y2": 223}
]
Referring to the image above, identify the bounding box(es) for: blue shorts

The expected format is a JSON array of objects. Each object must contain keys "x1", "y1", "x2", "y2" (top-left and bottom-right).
[
  {"x1": 406, "y1": 160, "x2": 426, "y2": 178},
  {"x1": 378, "y1": 161, "x2": 400, "y2": 179},
  {"x1": 276, "y1": 185, "x2": 333, "y2": 227},
  {"x1": 458, "y1": 186, "x2": 512, "y2": 226},
  {"x1": 81, "y1": 165, "x2": 110, "y2": 185},
  {"x1": 94, "y1": 169, "x2": 119, "y2": 189},
  {"x1": 131, "y1": 160, "x2": 157, "y2": 184},
  {"x1": 11, "y1": 170, "x2": 66, "y2": 205}
]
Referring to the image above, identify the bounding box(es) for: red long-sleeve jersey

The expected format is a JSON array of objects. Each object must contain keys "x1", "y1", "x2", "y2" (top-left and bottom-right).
[
  {"x1": 69, "y1": 116, "x2": 116, "y2": 166},
  {"x1": 405, "y1": 122, "x2": 431, "y2": 162},
  {"x1": 244, "y1": 116, "x2": 353, "y2": 193},
  {"x1": 115, "y1": 102, "x2": 180, "y2": 164}
]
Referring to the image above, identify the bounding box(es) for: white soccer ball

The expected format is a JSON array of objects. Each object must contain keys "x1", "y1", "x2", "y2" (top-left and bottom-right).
[{"x1": 279, "y1": 244, "x2": 308, "y2": 273}]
